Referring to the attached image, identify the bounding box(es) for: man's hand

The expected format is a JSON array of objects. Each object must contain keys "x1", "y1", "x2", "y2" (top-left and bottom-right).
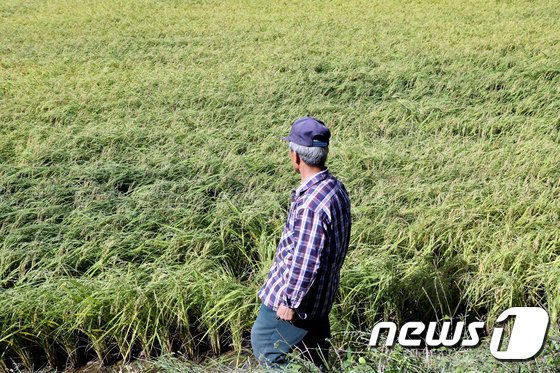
[{"x1": 276, "y1": 304, "x2": 296, "y2": 322}]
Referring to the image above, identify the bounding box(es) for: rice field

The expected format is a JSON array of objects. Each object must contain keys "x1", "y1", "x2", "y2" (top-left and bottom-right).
[{"x1": 1, "y1": 0, "x2": 559, "y2": 370}]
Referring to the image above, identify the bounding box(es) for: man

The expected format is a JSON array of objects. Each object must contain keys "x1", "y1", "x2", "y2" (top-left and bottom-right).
[{"x1": 251, "y1": 117, "x2": 352, "y2": 370}]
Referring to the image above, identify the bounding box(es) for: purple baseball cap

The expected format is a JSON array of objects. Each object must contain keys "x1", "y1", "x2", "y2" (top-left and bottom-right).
[{"x1": 282, "y1": 117, "x2": 331, "y2": 148}]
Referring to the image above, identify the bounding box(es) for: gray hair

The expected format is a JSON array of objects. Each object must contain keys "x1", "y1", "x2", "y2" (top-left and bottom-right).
[{"x1": 289, "y1": 141, "x2": 329, "y2": 167}]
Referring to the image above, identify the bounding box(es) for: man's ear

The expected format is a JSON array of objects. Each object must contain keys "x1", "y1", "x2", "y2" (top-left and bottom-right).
[{"x1": 294, "y1": 151, "x2": 301, "y2": 165}]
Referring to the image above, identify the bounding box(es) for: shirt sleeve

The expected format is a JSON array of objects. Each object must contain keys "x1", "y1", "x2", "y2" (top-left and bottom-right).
[{"x1": 283, "y1": 207, "x2": 326, "y2": 309}]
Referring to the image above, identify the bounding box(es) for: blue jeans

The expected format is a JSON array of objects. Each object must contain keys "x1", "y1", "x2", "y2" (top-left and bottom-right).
[{"x1": 250, "y1": 303, "x2": 330, "y2": 369}]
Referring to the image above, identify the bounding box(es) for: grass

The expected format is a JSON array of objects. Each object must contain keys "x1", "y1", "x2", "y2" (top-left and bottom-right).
[
  {"x1": 21, "y1": 335, "x2": 560, "y2": 373},
  {"x1": 1, "y1": 0, "x2": 560, "y2": 370},
  {"x1": 6, "y1": 334, "x2": 559, "y2": 372}
]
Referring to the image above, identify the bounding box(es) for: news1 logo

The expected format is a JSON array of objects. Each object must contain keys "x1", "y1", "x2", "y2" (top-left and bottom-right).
[{"x1": 369, "y1": 307, "x2": 550, "y2": 361}]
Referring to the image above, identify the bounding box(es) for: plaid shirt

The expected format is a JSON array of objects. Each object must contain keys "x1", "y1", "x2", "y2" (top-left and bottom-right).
[{"x1": 258, "y1": 168, "x2": 351, "y2": 319}]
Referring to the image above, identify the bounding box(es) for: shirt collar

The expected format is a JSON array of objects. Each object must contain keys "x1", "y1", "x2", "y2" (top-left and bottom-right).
[{"x1": 292, "y1": 168, "x2": 330, "y2": 198}]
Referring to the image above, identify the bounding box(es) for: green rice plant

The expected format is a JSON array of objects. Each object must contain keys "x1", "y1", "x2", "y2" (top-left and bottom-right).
[{"x1": 1, "y1": 0, "x2": 559, "y2": 369}]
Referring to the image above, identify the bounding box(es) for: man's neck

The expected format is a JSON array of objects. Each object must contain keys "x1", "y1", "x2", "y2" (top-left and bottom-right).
[{"x1": 299, "y1": 166, "x2": 326, "y2": 184}]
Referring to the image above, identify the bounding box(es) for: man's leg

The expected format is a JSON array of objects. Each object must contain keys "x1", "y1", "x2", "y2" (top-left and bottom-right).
[
  {"x1": 251, "y1": 303, "x2": 308, "y2": 367},
  {"x1": 295, "y1": 315, "x2": 331, "y2": 370}
]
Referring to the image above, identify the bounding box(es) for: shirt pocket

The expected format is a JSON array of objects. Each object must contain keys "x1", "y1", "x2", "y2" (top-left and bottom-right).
[
  {"x1": 284, "y1": 227, "x2": 295, "y2": 245},
  {"x1": 278, "y1": 229, "x2": 294, "y2": 258},
  {"x1": 285, "y1": 201, "x2": 298, "y2": 231}
]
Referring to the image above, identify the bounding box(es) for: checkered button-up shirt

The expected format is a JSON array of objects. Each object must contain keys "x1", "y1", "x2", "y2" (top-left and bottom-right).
[{"x1": 258, "y1": 169, "x2": 351, "y2": 319}]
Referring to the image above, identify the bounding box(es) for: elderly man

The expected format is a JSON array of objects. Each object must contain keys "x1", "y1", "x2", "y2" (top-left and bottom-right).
[{"x1": 251, "y1": 117, "x2": 352, "y2": 370}]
